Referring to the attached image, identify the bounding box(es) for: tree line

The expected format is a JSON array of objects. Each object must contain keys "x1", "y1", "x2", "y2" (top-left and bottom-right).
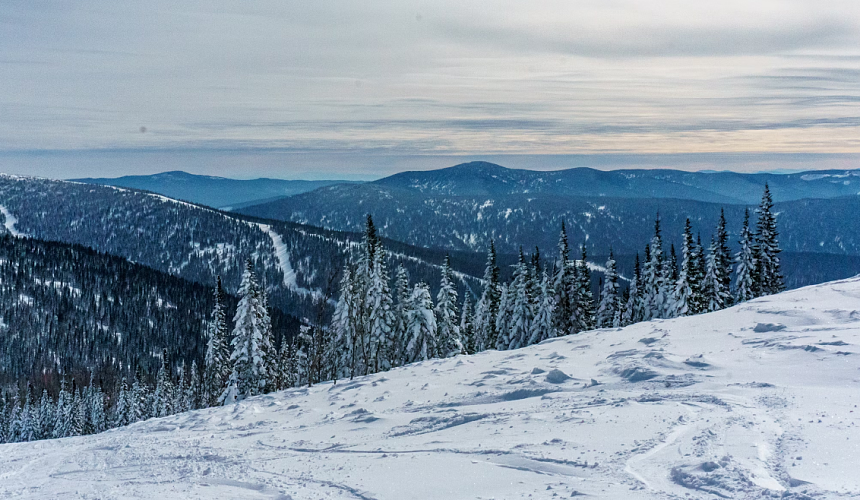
[{"x1": 0, "y1": 185, "x2": 783, "y2": 443}]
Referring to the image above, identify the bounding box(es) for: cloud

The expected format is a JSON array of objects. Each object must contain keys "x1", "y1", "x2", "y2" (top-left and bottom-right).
[{"x1": 0, "y1": 0, "x2": 859, "y2": 176}]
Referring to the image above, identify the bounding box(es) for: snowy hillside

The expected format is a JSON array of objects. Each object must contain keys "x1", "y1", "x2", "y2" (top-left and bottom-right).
[
  {"x1": 0, "y1": 174, "x2": 482, "y2": 319},
  {"x1": 2, "y1": 277, "x2": 860, "y2": 499}
]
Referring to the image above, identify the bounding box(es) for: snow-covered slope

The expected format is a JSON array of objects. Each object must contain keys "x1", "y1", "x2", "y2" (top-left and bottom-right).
[{"x1": 3, "y1": 278, "x2": 860, "y2": 499}]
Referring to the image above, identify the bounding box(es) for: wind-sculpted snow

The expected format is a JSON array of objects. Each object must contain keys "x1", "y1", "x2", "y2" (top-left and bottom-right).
[{"x1": 3, "y1": 277, "x2": 860, "y2": 498}]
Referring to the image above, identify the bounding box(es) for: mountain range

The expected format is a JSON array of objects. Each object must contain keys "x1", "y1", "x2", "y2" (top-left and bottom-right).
[
  {"x1": 73, "y1": 170, "x2": 355, "y2": 209},
  {"x1": 236, "y1": 162, "x2": 860, "y2": 258}
]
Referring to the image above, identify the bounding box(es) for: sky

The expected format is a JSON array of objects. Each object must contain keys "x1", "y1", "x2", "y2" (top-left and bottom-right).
[{"x1": 1, "y1": 1, "x2": 859, "y2": 179}]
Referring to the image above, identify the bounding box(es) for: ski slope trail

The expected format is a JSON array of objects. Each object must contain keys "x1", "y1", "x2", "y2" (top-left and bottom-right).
[
  {"x1": 3, "y1": 278, "x2": 860, "y2": 498},
  {"x1": 0, "y1": 204, "x2": 23, "y2": 237}
]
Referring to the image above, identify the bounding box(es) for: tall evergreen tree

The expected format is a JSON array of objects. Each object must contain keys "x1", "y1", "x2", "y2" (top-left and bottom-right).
[
  {"x1": 622, "y1": 254, "x2": 643, "y2": 326},
  {"x1": 643, "y1": 217, "x2": 667, "y2": 320},
  {"x1": 715, "y1": 209, "x2": 733, "y2": 305},
  {"x1": 404, "y1": 283, "x2": 437, "y2": 363},
  {"x1": 552, "y1": 223, "x2": 575, "y2": 336},
  {"x1": 754, "y1": 184, "x2": 784, "y2": 296},
  {"x1": 392, "y1": 264, "x2": 411, "y2": 366},
  {"x1": 367, "y1": 245, "x2": 396, "y2": 371},
  {"x1": 222, "y1": 260, "x2": 269, "y2": 402},
  {"x1": 153, "y1": 349, "x2": 174, "y2": 418},
  {"x1": 528, "y1": 271, "x2": 556, "y2": 344},
  {"x1": 734, "y1": 208, "x2": 756, "y2": 303},
  {"x1": 703, "y1": 237, "x2": 731, "y2": 312},
  {"x1": 330, "y1": 266, "x2": 357, "y2": 379},
  {"x1": 459, "y1": 295, "x2": 476, "y2": 354},
  {"x1": 596, "y1": 249, "x2": 620, "y2": 328},
  {"x1": 474, "y1": 241, "x2": 500, "y2": 351},
  {"x1": 204, "y1": 276, "x2": 230, "y2": 407},
  {"x1": 494, "y1": 284, "x2": 513, "y2": 350},
  {"x1": 506, "y1": 249, "x2": 533, "y2": 350},
  {"x1": 434, "y1": 255, "x2": 462, "y2": 357},
  {"x1": 573, "y1": 246, "x2": 595, "y2": 331},
  {"x1": 671, "y1": 219, "x2": 696, "y2": 318}
]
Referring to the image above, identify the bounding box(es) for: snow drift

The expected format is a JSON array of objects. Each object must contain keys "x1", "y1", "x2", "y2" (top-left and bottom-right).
[{"x1": 2, "y1": 277, "x2": 860, "y2": 499}]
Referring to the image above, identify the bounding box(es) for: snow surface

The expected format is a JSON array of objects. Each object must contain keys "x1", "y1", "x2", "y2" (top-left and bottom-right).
[
  {"x1": 3, "y1": 278, "x2": 860, "y2": 499},
  {"x1": 0, "y1": 204, "x2": 23, "y2": 237}
]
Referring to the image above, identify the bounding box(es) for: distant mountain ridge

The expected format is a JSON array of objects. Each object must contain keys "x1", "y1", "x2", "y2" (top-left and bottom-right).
[
  {"x1": 373, "y1": 161, "x2": 860, "y2": 204},
  {"x1": 236, "y1": 161, "x2": 860, "y2": 257},
  {"x1": 73, "y1": 170, "x2": 357, "y2": 209}
]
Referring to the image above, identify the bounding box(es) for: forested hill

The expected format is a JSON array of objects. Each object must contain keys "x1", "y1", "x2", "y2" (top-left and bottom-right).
[
  {"x1": 0, "y1": 175, "x2": 484, "y2": 320},
  {"x1": 236, "y1": 164, "x2": 860, "y2": 257},
  {"x1": 0, "y1": 234, "x2": 300, "y2": 394}
]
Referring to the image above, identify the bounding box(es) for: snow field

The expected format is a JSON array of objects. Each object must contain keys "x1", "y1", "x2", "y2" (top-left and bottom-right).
[{"x1": 1, "y1": 277, "x2": 860, "y2": 498}]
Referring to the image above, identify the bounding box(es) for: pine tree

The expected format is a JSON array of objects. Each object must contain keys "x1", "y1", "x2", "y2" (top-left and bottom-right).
[
  {"x1": 204, "y1": 276, "x2": 230, "y2": 408},
  {"x1": 256, "y1": 282, "x2": 276, "y2": 391},
  {"x1": 331, "y1": 266, "x2": 357, "y2": 379},
  {"x1": 596, "y1": 249, "x2": 620, "y2": 328},
  {"x1": 368, "y1": 245, "x2": 396, "y2": 371},
  {"x1": 573, "y1": 246, "x2": 595, "y2": 331},
  {"x1": 434, "y1": 255, "x2": 462, "y2": 357},
  {"x1": 392, "y1": 264, "x2": 411, "y2": 367},
  {"x1": 459, "y1": 295, "x2": 476, "y2": 354},
  {"x1": 735, "y1": 208, "x2": 756, "y2": 303},
  {"x1": 703, "y1": 237, "x2": 731, "y2": 312},
  {"x1": 755, "y1": 184, "x2": 784, "y2": 296},
  {"x1": 689, "y1": 233, "x2": 706, "y2": 314},
  {"x1": 552, "y1": 223, "x2": 575, "y2": 336},
  {"x1": 222, "y1": 259, "x2": 269, "y2": 403},
  {"x1": 494, "y1": 284, "x2": 513, "y2": 350},
  {"x1": 643, "y1": 217, "x2": 667, "y2": 320},
  {"x1": 622, "y1": 254, "x2": 643, "y2": 326},
  {"x1": 671, "y1": 219, "x2": 696, "y2": 318},
  {"x1": 154, "y1": 349, "x2": 174, "y2": 417},
  {"x1": 474, "y1": 241, "x2": 501, "y2": 351},
  {"x1": 37, "y1": 389, "x2": 54, "y2": 440},
  {"x1": 53, "y1": 379, "x2": 71, "y2": 439},
  {"x1": 528, "y1": 271, "x2": 556, "y2": 344},
  {"x1": 188, "y1": 360, "x2": 201, "y2": 410},
  {"x1": 404, "y1": 283, "x2": 437, "y2": 363},
  {"x1": 715, "y1": 209, "x2": 733, "y2": 306},
  {"x1": 114, "y1": 379, "x2": 131, "y2": 427},
  {"x1": 506, "y1": 249, "x2": 533, "y2": 350}
]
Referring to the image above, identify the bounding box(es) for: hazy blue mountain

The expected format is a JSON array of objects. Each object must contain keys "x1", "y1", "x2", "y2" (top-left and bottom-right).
[
  {"x1": 0, "y1": 175, "x2": 484, "y2": 321},
  {"x1": 372, "y1": 161, "x2": 860, "y2": 203},
  {"x1": 74, "y1": 170, "x2": 357, "y2": 209},
  {"x1": 237, "y1": 177, "x2": 860, "y2": 258}
]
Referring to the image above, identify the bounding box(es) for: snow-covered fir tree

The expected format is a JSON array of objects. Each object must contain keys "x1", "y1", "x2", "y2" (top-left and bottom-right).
[
  {"x1": 331, "y1": 265, "x2": 357, "y2": 379},
  {"x1": 702, "y1": 237, "x2": 731, "y2": 312},
  {"x1": 204, "y1": 276, "x2": 230, "y2": 407},
  {"x1": 622, "y1": 254, "x2": 642, "y2": 326},
  {"x1": 643, "y1": 218, "x2": 667, "y2": 320},
  {"x1": 367, "y1": 245, "x2": 396, "y2": 371},
  {"x1": 460, "y1": 295, "x2": 476, "y2": 354},
  {"x1": 153, "y1": 349, "x2": 174, "y2": 418},
  {"x1": 528, "y1": 271, "x2": 557, "y2": 344},
  {"x1": 404, "y1": 283, "x2": 437, "y2": 363},
  {"x1": 734, "y1": 208, "x2": 756, "y2": 303},
  {"x1": 392, "y1": 264, "x2": 411, "y2": 367},
  {"x1": 222, "y1": 259, "x2": 270, "y2": 403},
  {"x1": 506, "y1": 250, "x2": 534, "y2": 350},
  {"x1": 715, "y1": 209, "x2": 733, "y2": 307},
  {"x1": 670, "y1": 219, "x2": 696, "y2": 318},
  {"x1": 573, "y1": 246, "x2": 595, "y2": 332},
  {"x1": 755, "y1": 184, "x2": 784, "y2": 296},
  {"x1": 553, "y1": 223, "x2": 575, "y2": 336},
  {"x1": 596, "y1": 249, "x2": 620, "y2": 328},
  {"x1": 474, "y1": 240, "x2": 501, "y2": 351},
  {"x1": 434, "y1": 255, "x2": 462, "y2": 357},
  {"x1": 494, "y1": 284, "x2": 512, "y2": 350}
]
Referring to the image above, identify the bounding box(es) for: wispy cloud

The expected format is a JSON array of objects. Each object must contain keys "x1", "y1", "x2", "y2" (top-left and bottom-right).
[{"x1": 1, "y1": 1, "x2": 859, "y2": 177}]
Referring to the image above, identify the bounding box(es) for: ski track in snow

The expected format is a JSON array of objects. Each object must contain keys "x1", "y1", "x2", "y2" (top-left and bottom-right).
[
  {"x1": 257, "y1": 223, "x2": 327, "y2": 302},
  {"x1": 0, "y1": 205, "x2": 23, "y2": 237},
  {"x1": 3, "y1": 277, "x2": 860, "y2": 498}
]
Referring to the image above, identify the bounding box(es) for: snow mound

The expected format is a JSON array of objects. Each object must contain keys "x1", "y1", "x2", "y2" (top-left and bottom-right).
[{"x1": 3, "y1": 278, "x2": 860, "y2": 498}]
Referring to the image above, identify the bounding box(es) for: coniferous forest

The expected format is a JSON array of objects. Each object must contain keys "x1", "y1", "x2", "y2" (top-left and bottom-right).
[{"x1": 0, "y1": 185, "x2": 783, "y2": 444}]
